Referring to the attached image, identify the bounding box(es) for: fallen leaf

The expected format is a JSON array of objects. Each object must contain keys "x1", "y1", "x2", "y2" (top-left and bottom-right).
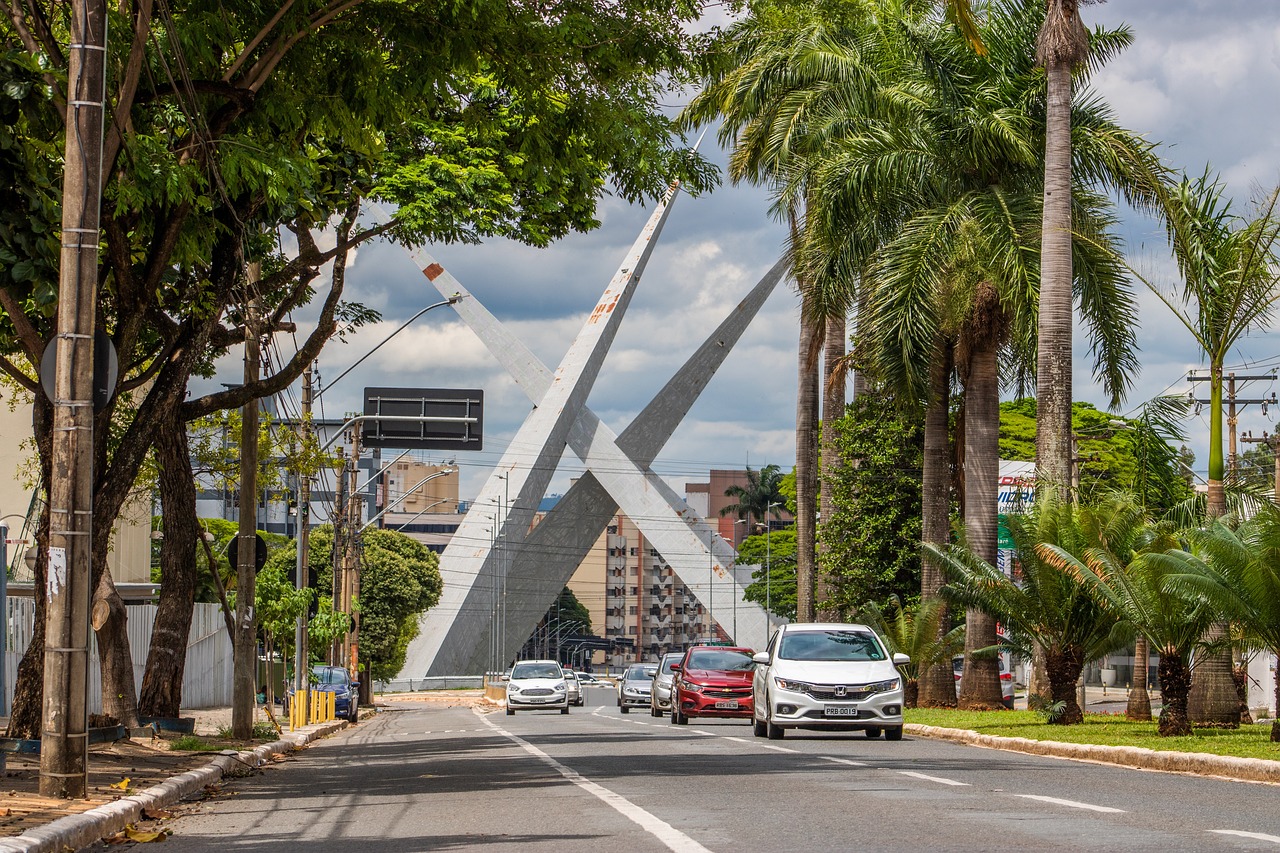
[
  {"x1": 109, "y1": 778, "x2": 131, "y2": 791},
  {"x1": 142, "y1": 807, "x2": 173, "y2": 820},
  {"x1": 124, "y1": 826, "x2": 168, "y2": 843}
]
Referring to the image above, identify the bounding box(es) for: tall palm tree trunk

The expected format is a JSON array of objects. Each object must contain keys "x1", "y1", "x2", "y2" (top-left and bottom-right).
[
  {"x1": 817, "y1": 312, "x2": 846, "y2": 620},
  {"x1": 919, "y1": 340, "x2": 957, "y2": 708},
  {"x1": 1034, "y1": 52, "x2": 1075, "y2": 502},
  {"x1": 796, "y1": 302, "x2": 820, "y2": 623},
  {"x1": 1126, "y1": 635, "x2": 1152, "y2": 721},
  {"x1": 958, "y1": 329, "x2": 1005, "y2": 710}
]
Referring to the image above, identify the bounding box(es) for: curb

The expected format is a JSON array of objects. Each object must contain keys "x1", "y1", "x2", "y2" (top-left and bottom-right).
[
  {"x1": 906, "y1": 723, "x2": 1280, "y2": 785},
  {"x1": 0, "y1": 720, "x2": 349, "y2": 852}
]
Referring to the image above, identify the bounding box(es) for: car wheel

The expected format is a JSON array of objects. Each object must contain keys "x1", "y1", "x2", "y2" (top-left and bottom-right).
[
  {"x1": 765, "y1": 700, "x2": 784, "y2": 740},
  {"x1": 651, "y1": 704, "x2": 662, "y2": 717},
  {"x1": 349, "y1": 705, "x2": 359, "y2": 723},
  {"x1": 620, "y1": 705, "x2": 629, "y2": 714},
  {"x1": 865, "y1": 727, "x2": 881, "y2": 739},
  {"x1": 885, "y1": 726, "x2": 904, "y2": 741},
  {"x1": 561, "y1": 706, "x2": 570, "y2": 715},
  {"x1": 675, "y1": 706, "x2": 689, "y2": 725},
  {"x1": 752, "y1": 715, "x2": 767, "y2": 738},
  {"x1": 506, "y1": 707, "x2": 515, "y2": 716}
]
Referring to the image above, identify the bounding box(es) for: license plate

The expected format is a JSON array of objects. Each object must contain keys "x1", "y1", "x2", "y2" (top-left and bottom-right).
[
  {"x1": 824, "y1": 705, "x2": 858, "y2": 717},
  {"x1": 714, "y1": 700, "x2": 739, "y2": 709}
]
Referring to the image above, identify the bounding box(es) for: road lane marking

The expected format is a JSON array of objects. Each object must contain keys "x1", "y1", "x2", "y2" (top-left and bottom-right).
[
  {"x1": 820, "y1": 757, "x2": 867, "y2": 767},
  {"x1": 1208, "y1": 830, "x2": 1280, "y2": 844},
  {"x1": 899, "y1": 771, "x2": 969, "y2": 786},
  {"x1": 758, "y1": 743, "x2": 798, "y2": 753},
  {"x1": 477, "y1": 713, "x2": 714, "y2": 853},
  {"x1": 725, "y1": 737, "x2": 751, "y2": 744},
  {"x1": 1014, "y1": 794, "x2": 1125, "y2": 814}
]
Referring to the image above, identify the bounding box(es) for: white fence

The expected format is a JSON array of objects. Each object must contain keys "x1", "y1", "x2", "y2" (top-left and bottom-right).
[{"x1": 4, "y1": 599, "x2": 233, "y2": 712}]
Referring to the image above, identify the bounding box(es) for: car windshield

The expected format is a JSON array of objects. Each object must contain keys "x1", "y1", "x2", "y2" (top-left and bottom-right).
[
  {"x1": 659, "y1": 656, "x2": 681, "y2": 675},
  {"x1": 511, "y1": 663, "x2": 561, "y2": 679},
  {"x1": 778, "y1": 630, "x2": 885, "y2": 662},
  {"x1": 686, "y1": 650, "x2": 754, "y2": 671},
  {"x1": 312, "y1": 667, "x2": 349, "y2": 685},
  {"x1": 564, "y1": 671, "x2": 577, "y2": 681},
  {"x1": 626, "y1": 666, "x2": 656, "y2": 681}
]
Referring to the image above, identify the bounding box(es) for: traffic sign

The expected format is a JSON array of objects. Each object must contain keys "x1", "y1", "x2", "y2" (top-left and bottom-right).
[{"x1": 224, "y1": 534, "x2": 268, "y2": 573}]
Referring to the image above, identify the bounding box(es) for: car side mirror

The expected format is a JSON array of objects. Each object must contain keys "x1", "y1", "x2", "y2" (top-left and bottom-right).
[
  {"x1": 893, "y1": 653, "x2": 910, "y2": 666},
  {"x1": 352, "y1": 681, "x2": 360, "y2": 689},
  {"x1": 752, "y1": 652, "x2": 770, "y2": 665},
  {"x1": 670, "y1": 663, "x2": 682, "y2": 672},
  {"x1": 499, "y1": 675, "x2": 510, "y2": 682}
]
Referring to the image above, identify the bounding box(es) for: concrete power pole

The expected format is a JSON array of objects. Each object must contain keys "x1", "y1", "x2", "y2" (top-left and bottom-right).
[
  {"x1": 232, "y1": 290, "x2": 261, "y2": 740},
  {"x1": 42, "y1": 0, "x2": 107, "y2": 799},
  {"x1": 345, "y1": 425, "x2": 361, "y2": 686},
  {"x1": 294, "y1": 365, "x2": 312, "y2": 697}
]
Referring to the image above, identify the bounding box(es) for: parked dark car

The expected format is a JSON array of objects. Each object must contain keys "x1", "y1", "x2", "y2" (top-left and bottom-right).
[{"x1": 287, "y1": 665, "x2": 360, "y2": 722}]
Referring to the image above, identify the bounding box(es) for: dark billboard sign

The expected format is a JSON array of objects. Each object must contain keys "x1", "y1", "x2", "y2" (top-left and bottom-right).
[{"x1": 362, "y1": 387, "x2": 483, "y2": 450}]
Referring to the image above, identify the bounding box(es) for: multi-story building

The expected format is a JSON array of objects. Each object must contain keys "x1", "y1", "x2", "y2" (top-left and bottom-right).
[
  {"x1": 686, "y1": 468, "x2": 793, "y2": 549},
  {"x1": 575, "y1": 511, "x2": 724, "y2": 669}
]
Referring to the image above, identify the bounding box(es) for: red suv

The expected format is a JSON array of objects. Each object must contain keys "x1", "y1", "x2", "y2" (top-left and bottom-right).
[{"x1": 671, "y1": 646, "x2": 756, "y2": 724}]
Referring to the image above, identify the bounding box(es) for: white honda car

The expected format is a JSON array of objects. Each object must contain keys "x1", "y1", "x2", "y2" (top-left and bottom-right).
[
  {"x1": 752, "y1": 623, "x2": 908, "y2": 740},
  {"x1": 505, "y1": 659, "x2": 570, "y2": 715}
]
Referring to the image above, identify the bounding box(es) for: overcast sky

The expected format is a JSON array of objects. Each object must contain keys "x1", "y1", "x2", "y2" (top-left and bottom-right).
[{"x1": 212, "y1": 2, "x2": 1280, "y2": 502}]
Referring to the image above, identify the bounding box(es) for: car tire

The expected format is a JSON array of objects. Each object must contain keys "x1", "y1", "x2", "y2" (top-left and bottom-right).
[
  {"x1": 765, "y1": 701, "x2": 784, "y2": 740},
  {"x1": 506, "y1": 707, "x2": 515, "y2": 716},
  {"x1": 865, "y1": 727, "x2": 881, "y2": 739},
  {"x1": 651, "y1": 704, "x2": 662, "y2": 717},
  {"x1": 620, "y1": 705, "x2": 629, "y2": 714},
  {"x1": 885, "y1": 726, "x2": 904, "y2": 741},
  {"x1": 561, "y1": 706, "x2": 570, "y2": 715},
  {"x1": 673, "y1": 705, "x2": 688, "y2": 725},
  {"x1": 752, "y1": 716, "x2": 767, "y2": 738},
  {"x1": 350, "y1": 705, "x2": 359, "y2": 723}
]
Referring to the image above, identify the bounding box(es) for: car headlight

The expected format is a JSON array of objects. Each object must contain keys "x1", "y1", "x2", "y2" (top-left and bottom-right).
[
  {"x1": 865, "y1": 678, "x2": 901, "y2": 694},
  {"x1": 774, "y1": 677, "x2": 811, "y2": 692},
  {"x1": 624, "y1": 687, "x2": 640, "y2": 695},
  {"x1": 553, "y1": 682, "x2": 566, "y2": 692},
  {"x1": 682, "y1": 683, "x2": 704, "y2": 693}
]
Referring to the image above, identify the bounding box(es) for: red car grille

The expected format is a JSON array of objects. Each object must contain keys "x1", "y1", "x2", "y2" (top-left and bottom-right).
[{"x1": 702, "y1": 686, "x2": 751, "y2": 699}]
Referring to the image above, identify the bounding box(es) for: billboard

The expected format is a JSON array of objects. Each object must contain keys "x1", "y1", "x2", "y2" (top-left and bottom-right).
[{"x1": 362, "y1": 387, "x2": 484, "y2": 450}]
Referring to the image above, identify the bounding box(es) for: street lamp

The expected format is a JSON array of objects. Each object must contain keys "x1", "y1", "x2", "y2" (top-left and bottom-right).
[{"x1": 360, "y1": 467, "x2": 455, "y2": 531}]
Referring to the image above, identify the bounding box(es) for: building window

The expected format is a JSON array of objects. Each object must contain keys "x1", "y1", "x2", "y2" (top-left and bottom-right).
[
  {"x1": 607, "y1": 525, "x2": 618, "y2": 534},
  {"x1": 628, "y1": 606, "x2": 638, "y2": 615},
  {"x1": 630, "y1": 587, "x2": 638, "y2": 596},
  {"x1": 628, "y1": 627, "x2": 638, "y2": 636}
]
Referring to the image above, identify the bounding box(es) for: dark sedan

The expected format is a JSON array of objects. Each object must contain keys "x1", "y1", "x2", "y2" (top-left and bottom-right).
[{"x1": 288, "y1": 665, "x2": 360, "y2": 722}]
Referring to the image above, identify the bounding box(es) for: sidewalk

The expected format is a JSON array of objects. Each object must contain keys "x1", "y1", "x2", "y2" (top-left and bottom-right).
[{"x1": 0, "y1": 706, "x2": 346, "y2": 852}]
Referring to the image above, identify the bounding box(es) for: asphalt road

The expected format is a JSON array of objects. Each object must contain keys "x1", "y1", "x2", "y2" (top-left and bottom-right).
[{"x1": 149, "y1": 685, "x2": 1280, "y2": 852}]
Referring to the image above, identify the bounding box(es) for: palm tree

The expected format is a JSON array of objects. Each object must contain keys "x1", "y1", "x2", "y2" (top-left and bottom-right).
[
  {"x1": 857, "y1": 595, "x2": 965, "y2": 708},
  {"x1": 1166, "y1": 510, "x2": 1280, "y2": 741},
  {"x1": 720, "y1": 464, "x2": 787, "y2": 532},
  {"x1": 931, "y1": 497, "x2": 1130, "y2": 723},
  {"x1": 1040, "y1": 495, "x2": 1214, "y2": 736},
  {"x1": 681, "y1": 2, "x2": 894, "y2": 622},
  {"x1": 1134, "y1": 171, "x2": 1280, "y2": 725}
]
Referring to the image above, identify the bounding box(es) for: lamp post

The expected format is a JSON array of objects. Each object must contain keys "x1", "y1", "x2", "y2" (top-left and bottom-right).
[{"x1": 733, "y1": 519, "x2": 748, "y2": 644}]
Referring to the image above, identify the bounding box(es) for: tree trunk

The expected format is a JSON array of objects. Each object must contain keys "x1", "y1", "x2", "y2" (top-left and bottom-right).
[
  {"x1": 1126, "y1": 635, "x2": 1152, "y2": 721},
  {"x1": 8, "y1": 499, "x2": 50, "y2": 740},
  {"x1": 918, "y1": 340, "x2": 956, "y2": 708},
  {"x1": 795, "y1": 297, "x2": 820, "y2": 623},
  {"x1": 958, "y1": 330, "x2": 1004, "y2": 710},
  {"x1": 1187, "y1": 622, "x2": 1238, "y2": 727},
  {"x1": 903, "y1": 679, "x2": 919, "y2": 710},
  {"x1": 138, "y1": 419, "x2": 201, "y2": 719},
  {"x1": 1044, "y1": 644, "x2": 1084, "y2": 725},
  {"x1": 1157, "y1": 649, "x2": 1192, "y2": 737},
  {"x1": 1035, "y1": 56, "x2": 1074, "y2": 502},
  {"x1": 1272, "y1": 648, "x2": 1280, "y2": 743},
  {"x1": 1233, "y1": 665, "x2": 1252, "y2": 725},
  {"x1": 817, "y1": 311, "x2": 845, "y2": 621},
  {"x1": 92, "y1": 571, "x2": 139, "y2": 727}
]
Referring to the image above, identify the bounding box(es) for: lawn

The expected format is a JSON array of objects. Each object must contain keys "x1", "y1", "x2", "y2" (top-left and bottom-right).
[{"x1": 905, "y1": 708, "x2": 1280, "y2": 762}]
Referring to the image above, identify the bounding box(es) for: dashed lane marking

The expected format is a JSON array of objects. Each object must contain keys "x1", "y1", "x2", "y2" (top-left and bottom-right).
[
  {"x1": 758, "y1": 743, "x2": 798, "y2": 753},
  {"x1": 820, "y1": 756, "x2": 867, "y2": 767},
  {"x1": 477, "y1": 711, "x2": 714, "y2": 853},
  {"x1": 1208, "y1": 830, "x2": 1280, "y2": 844},
  {"x1": 898, "y1": 771, "x2": 970, "y2": 787},
  {"x1": 1014, "y1": 794, "x2": 1125, "y2": 814}
]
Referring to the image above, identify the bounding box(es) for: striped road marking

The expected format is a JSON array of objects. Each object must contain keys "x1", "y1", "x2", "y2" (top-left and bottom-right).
[
  {"x1": 1208, "y1": 830, "x2": 1280, "y2": 844},
  {"x1": 899, "y1": 771, "x2": 969, "y2": 786},
  {"x1": 478, "y1": 712, "x2": 713, "y2": 853},
  {"x1": 1014, "y1": 794, "x2": 1125, "y2": 814}
]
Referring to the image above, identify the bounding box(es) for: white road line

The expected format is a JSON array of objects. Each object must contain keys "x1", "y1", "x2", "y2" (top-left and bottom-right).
[
  {"x1": 690, "y1": 729, "x2": 716, "y2": 737},
  {"x1": 899, "y1": 771, "x2": 970, "y2": 787},
  {"x1": 724, "y1": 737, "x2": 751, "y2": 744},
  {"x1": 758, "y1": 743, "x2": 798, "y2": 753},
  {"x1": 1014, "y1": 794, "x2": 1125, "y2": 814},
  {"x1": 820, "y1": 756, "x2": 867, "y2": 767},
  {"x1": 477, "y1": 713, "x2": 713, "y2": 853},
  {"x1": 1208, "y1": 830, "x2": 1280, "y2": 844}
]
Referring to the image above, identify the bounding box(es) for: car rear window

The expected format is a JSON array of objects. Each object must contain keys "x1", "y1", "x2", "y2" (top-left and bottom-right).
[{"x1": 778, "y1": 630, "x2": 885, "y2": 661}]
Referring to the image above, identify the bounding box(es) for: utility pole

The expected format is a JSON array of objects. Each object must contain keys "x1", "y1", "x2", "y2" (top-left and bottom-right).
[
  {"x1": 294, "y1": 365, "x2": 313, "y2": 700},
  {"x1": 331, "y1": 446, "x2": 347, "y2": 665},
  {"x1": 1241, "y1": 431, "x2": 1280, "y2": 506},
  {"x1": 232, "y1": 288, "x2": 261, "y2": 740},
  {"x1": 42, "y1": 0, "x2": 107, "y2": 800},
  {"x1": 343, "y1": 423, "x2": 361, "y2": 686}
]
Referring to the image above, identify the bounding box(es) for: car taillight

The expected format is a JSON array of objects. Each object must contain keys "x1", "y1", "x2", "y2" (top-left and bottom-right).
[{"x1": 1001, "y1": 673, "x2": 1012, "y2": 681}]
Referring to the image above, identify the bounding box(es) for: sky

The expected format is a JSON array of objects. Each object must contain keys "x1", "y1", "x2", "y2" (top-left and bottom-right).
[{"x1": 209, "y1": 1, "x2": 1280, "y2": 503}]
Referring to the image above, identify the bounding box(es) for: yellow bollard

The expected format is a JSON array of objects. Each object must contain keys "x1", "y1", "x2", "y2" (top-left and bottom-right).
[{"x1": 327, "y1": 691, "x2": 335, "y2": 722}]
